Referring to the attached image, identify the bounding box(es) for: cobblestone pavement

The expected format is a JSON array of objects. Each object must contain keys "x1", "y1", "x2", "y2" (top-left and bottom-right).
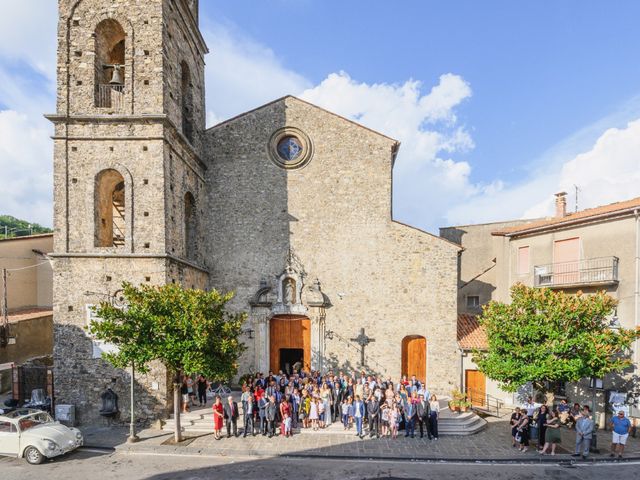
[{"x1": 82, "y1": 416, "x2": 640, "y2": 462}]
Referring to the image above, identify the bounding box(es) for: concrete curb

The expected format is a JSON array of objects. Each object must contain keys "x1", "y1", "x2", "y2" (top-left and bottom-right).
[{"x1": 107, "y1": 442, "x2": 640, "y2": 465}]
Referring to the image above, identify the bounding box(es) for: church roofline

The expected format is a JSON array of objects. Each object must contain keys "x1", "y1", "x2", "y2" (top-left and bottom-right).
[
  {"x1": 205, "y1": 95, "x2": 400, "y2": 145},
  {"x1": 392, "y1": 220, "x2": 463, "y2": 250}
]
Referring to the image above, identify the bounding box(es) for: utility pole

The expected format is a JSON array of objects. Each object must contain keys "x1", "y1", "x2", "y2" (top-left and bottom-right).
[
  {"x1": 128, "y1": 361, "x2": 139, "y2": 443},
  {"x1": 1, "y1": 268, "x2": 8, "y2": 347}
]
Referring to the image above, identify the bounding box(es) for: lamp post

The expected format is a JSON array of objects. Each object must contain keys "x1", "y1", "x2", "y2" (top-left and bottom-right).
[
  {"x1": 128, "y1": 361, "x2": 139, "y2": 443},
  {"x1": 84, "y1": 290, "x2": 136, "y2": 441}
]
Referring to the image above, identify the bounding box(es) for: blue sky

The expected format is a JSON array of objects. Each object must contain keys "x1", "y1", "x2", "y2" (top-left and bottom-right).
[
  {"x1": 205, "y1": 0, "x2": 640, "y2": 184},
  {"x1": 1, "y1": 1, "x2": 639, "y2": 232}
]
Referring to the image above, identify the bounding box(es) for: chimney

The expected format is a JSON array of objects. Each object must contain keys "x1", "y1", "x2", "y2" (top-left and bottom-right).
[{"x1": 555, "y1": 192, "x2": 567, "y2": 218}]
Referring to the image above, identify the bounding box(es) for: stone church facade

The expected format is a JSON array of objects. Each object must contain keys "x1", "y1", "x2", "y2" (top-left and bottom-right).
[{"x1": 48, "y1": 0, "x2": 460, "y2": 424}]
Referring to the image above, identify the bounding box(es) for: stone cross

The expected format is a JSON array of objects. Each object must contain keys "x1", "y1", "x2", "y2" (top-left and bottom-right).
[{"x1": 350, "y1": 328, "x2": 375, "y2": 366}]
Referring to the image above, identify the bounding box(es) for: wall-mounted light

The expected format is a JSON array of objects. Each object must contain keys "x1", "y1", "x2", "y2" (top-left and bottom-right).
[{"x1": 243, "y1": 328, "x2": 255, "y2": 339}]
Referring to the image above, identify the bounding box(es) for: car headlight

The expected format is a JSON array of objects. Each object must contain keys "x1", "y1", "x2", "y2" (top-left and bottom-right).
[{"x1": 46, "y1": 440, "x2": 58, "y2": 451}]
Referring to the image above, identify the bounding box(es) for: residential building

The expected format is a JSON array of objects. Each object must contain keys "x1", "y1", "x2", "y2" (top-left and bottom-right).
[
  {"x1": 0, "y1": 234, "x2": 54, "y2": 391},
  {"x1": 443, "y1": 193, "x2": 640, "y2": 420}
]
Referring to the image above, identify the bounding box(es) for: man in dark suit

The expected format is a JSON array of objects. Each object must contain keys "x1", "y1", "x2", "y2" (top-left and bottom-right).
[
  {"x1": 266, "y1": 395, "x2": 278, "y2": 437},
  {"x1": 242, "y1": 393, "x2": 256, "y2": 437},
  {"x1": 223, "y1": 395, "x2": 239, "y2": 438},
  {"x1": 333, "y1": 379, "x2": 343, "y2": 422},
  {"x1": 416, "y1": 393, "x2": 432, "y2": 439},
  {"x1": 404, "y1": 398, "x2": 417, "y2": 438},
  {"x1": 367, "y1": 394, "x2": 380, "y2": 438},
  {"x1": 258, "y1": 394, "x2": 268, "y2": 435}
]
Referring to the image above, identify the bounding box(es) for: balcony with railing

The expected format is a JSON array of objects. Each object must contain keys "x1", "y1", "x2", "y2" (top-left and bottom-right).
[
  {"x1": 96, "y1": 84, "x2": 125, "y2": 112},
  {"x1": 533, "y1": 256, "x2": 619, "y2": 288}
]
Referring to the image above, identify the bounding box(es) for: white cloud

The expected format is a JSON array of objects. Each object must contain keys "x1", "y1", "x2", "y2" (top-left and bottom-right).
[
  {"x1": 201, "y1": 21, "x2": 311, "y2": 125},
  {"x1": 445, "y1": 119, "x2": 640, "y2": 226},
  {"x1": 201, "y1": 22, "x2": 476, "y2": 231},
  {"x1": 0, "y1": 2, "x2": 57, "y2": 81},
  {"x1": 0, "y1": 110, "x2": 52, "y2": 226},
  {"x1": 0, "y1": 2, "x2": 56, "y2": 227},
  {"x1": 301, "y1": 71, "x2": 474, "y2": 229}
]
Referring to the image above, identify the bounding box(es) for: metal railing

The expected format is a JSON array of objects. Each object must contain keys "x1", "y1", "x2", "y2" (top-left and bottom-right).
[
  {"x1": 96, "y1": 84, "x2": 125, "y2": 112},
  {"x1": 112, "y1": 200, "x2": 125, "y2": 247},
  {"x1": 533, "y1": 256, "x2": 619, "y2": 288},
  {"x1": 466, "y1": 387, "x2": 504, "y2": 417}
]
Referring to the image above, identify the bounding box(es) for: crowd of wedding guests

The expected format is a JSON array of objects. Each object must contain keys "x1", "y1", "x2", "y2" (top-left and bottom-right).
[
  {"x1": 510, "y1": 396, "x2": 633, "y2": 459},
  {"x1": 202, "y1": 369, "x2": 440, "y2": 441}
]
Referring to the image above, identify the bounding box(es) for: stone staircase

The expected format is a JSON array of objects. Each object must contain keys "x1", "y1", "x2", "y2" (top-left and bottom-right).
[{"x1": 162, "y1": 398, "x2": 487, "y2": 436}]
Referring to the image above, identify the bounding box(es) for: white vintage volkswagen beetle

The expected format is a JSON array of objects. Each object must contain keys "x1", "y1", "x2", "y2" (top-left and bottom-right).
[{"x1": 0, "y1": 409, "x2": 83, "y2": 464}]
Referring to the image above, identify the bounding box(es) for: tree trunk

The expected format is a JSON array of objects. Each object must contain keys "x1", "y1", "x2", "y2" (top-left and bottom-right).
[{"x1": 173, "y1": 370, "x2": 182, "y2": 443}]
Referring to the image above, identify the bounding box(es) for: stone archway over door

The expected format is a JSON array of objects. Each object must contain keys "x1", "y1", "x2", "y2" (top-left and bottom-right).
[
  {"x1": 269, "y1": 315, "x2": 311, "y2": 373},
  {"x1": 401, "y1": 335, "x2": 426, "y2": 383}
]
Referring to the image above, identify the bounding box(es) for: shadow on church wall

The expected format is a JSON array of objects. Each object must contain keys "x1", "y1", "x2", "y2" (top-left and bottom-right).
[{"x1": 54, "y1": 324, "x2": 165, "y2": 426}]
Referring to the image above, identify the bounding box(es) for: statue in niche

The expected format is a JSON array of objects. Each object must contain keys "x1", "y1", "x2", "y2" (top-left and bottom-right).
[{"x1": 283, "y1": 278, "x2": 296, "y2": 305}]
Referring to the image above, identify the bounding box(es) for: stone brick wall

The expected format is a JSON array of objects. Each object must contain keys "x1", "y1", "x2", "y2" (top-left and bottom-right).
[
  {"x1": 51, "y1": 0, "x2": 208, "y2": 424},
  {"x1": 205, "y1": 97, "x2": 461, "y2": 396},
  {"x1": 162, "y1": 0, "x2": 207, "y2": 155},
  {"x1": 52, "y1": 256, "x2": 172, "y2": 424},
  {"x1": 57, "y1": 0, "x2": 164, "y2": 116}
]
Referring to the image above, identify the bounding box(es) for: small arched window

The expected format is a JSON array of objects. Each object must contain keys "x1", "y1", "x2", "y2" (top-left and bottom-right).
[
  {"x1": 95, "y1": 169, "x2": 125, "y2": 247},
  {"x1": 180, "y1": 61, "x2": 194, "y2": 143},
  {"x1": 184, "y1": 192, "x2": 197, "y2": 260},
  {"x1": 94, "y1": 19, "x2": 125, "y2": 108}
]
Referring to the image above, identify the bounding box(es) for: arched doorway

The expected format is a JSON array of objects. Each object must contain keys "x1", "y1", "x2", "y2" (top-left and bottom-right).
[
  {"x1": 269, "y1": 315, "x2": 311, "y2": 374},
  {"x1": 401, "y1": 335, "x2": 426, "y2": 383}
]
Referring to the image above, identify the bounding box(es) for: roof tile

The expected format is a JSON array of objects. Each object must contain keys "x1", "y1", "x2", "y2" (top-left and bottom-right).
[
  {"x1": 457, "y1": 313, "x2": 488, "y2": 350},
  {"x1": 492, "y1": 196, "x2": 640, "y2": 236}
]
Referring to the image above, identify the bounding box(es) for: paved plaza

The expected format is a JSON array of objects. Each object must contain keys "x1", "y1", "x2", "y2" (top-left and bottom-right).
[
  {"x1": 3, "y1": 448, "x2": 640, "y2": 480},
  {"x1": 79, "y1": 415, "x2": 640, "y2": 463}
]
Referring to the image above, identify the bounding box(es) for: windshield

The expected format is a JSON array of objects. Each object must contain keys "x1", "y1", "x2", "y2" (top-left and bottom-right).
[{"x1": 18, "y1": 412, "x2": 53, "y2": 431}]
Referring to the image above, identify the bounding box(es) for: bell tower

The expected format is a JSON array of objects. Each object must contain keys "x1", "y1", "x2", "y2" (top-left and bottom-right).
[{"x1": 47, "y1": 0, "x2": 209, "y2": 424}]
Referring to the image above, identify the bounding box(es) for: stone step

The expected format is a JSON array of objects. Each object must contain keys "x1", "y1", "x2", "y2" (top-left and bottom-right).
[{"x1": 163, "y1": 409, "x2": 487, "y2": 436}]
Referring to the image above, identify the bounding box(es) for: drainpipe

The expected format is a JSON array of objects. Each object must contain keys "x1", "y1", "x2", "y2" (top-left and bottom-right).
[
  {"x1": 459, "y1": 348, "x2": 465, "y2": 392},
  {"x1": 635, "y1": 209, "x2": 639, "y2": 367}
]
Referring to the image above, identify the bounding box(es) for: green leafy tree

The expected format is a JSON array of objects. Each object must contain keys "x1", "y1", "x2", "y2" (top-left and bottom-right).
[
  {"x1": 474, "y1": 284, "x2": 639, "y2": 396},
  {"x1": 90, "y1": 282, "x2": 246, "y2": 441},
  {"x1": 0, "y1": 215, "x2": 52, "y2": 238}
]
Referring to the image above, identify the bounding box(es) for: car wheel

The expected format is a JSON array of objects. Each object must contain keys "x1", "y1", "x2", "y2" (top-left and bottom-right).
[{"x1": 24, "y1": 446, "x2": 44, "y2": 465}]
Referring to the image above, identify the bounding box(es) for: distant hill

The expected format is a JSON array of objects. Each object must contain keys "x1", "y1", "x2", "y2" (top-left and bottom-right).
[{"x1": 0, "y1": 215, "x2": 52, "y2": 238}]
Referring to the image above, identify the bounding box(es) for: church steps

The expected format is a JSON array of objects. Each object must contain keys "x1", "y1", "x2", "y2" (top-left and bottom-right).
[{"x1": 162, "y1": 408, "x2": 487, "y2": 436}]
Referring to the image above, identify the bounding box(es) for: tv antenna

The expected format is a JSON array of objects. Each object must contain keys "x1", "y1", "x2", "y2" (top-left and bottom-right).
[{"x1": 573, "y1": 184, "x2": 580, "y2": 212}]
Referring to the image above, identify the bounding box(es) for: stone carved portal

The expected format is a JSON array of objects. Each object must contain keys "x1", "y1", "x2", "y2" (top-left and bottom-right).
[{"x1": 249, "y1": 250, "x2": 331, "y2": 373}]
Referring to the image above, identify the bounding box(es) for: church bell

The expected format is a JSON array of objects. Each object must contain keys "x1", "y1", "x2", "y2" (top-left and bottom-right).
[{"x1": 108, "y1": 65, "x2": 123, "y2": 85}]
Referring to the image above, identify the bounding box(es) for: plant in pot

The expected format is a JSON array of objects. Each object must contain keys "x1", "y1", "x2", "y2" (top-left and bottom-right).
[{"x1": 450, "y1": 389, "x2": 466, "y2": 412}]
